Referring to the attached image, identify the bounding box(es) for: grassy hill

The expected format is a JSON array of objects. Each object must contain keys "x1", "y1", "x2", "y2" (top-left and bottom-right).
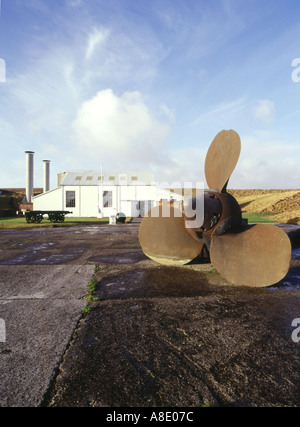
[
  {"x1": 229, "y1": 189, "x2": 300, "y2": 225},
  {"x1": 171, "y1": 188, "x2": 300, "y2": 225}
]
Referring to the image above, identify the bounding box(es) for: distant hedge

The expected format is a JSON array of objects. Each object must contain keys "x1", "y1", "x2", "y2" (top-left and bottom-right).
[{"x1": 0, "y1": 196, "x2": 18, "y2": 212}]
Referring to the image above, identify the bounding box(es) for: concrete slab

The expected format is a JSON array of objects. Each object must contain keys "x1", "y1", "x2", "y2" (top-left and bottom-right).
[
  {"x1": 0, "y1": 222, "x2": 299, "y2": 407},
  {"x1": 46, "y1": 291, "x2": 300, "y2": 407},
  {"x1": 0, "y1": 264, "x2": 94, "y2": 407}
]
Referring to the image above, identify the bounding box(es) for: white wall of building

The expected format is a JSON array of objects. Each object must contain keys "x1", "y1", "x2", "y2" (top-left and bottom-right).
[
  {"x1": 33, "y1": 184, "x2": 169, "y2": 218},
  {"x1": 32, "y1": 167, "x2": 185, "y2": 218},
  {"x1": 33, "y1": 187, "x2": 63, "y2": 211}
]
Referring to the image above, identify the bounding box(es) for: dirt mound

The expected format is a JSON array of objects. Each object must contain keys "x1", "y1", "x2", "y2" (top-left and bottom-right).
[
  {"x1": 173, "y1": 189, "x2": 300, "y2": 225},
  {"x1": 228, "y1": 190, "x2": 300, "y2": 225}
]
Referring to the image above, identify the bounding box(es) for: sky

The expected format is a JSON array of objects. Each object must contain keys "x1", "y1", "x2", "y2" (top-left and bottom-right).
[{"x1": 0, "y1": 0, "x2": 300, "y2": 190}]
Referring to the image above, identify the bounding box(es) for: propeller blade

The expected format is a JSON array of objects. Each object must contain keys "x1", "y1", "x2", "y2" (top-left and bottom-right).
[
  {"x1": 210, "y1": 223, "x2": 291, "y2": 287},
  {"x1": 205, "y1": 129, "x2": 241, "y2": 192},
  {"x1": 139, "y1": 204, "x2": 203, "y2": 266}
]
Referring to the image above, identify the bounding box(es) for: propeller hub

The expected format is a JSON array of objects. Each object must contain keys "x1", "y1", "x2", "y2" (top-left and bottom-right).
[{"x1": 184, "y1": 191, "x2": 242, "y2": 243}]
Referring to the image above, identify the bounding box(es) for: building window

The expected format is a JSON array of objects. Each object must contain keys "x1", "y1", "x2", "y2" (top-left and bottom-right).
[
  {"x1": 86, "y1": 176, "x2": 93, "y2": 181},
  {"x1": 109, "y1": 176, "x2": 115, "y2": 181},
  {"x1": 103, "y1": 191, "x2": 112, "y2": 208},
  {"x1": 131, "y1": 176, "x2": 138, "y2": 181},
  {"x1": 66, "y1": 191, "x2": 76, "y2": 208},
  {"x1": 75, "y1": 176, "x2": 82, "y2": 181}
]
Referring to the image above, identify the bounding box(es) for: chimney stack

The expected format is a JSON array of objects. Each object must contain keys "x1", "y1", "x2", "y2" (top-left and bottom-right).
[
  {"x1": 43, "y1": 160, "x2": 50, "y2": 193},
  {"x1": 25, "y1": 151, "x2": 34, "y2": 203}
]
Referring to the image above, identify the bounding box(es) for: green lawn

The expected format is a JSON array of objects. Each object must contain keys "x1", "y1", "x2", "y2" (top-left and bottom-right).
[
  {"x1": 0, "y1": 213, "x2": 275, "y2": 230},
  {"x1": 242, "y1": 213, "x2": 275, "y2": 223},
  {"x1": 0, "y1": 216, "x2": 111, "y2": 229}
]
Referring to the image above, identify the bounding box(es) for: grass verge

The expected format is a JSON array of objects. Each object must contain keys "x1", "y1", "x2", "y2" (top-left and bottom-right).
[
  {"x1": 0, "y1": 213, "x2": 280, "y2": 230},
  {"x1": 82, "y1": 265, "x2": 101, "y2": 315},
  {"x1": 242, "y1": 212, "x2": 276, "y2": 223},
  {"x1": 0, "y1": 216, "x2": 132, "y2": 229}
]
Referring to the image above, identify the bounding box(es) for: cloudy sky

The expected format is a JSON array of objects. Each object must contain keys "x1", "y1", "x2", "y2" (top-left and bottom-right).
[{"x1": 0, "y1": 0, "x2": 300, "y2": 189}]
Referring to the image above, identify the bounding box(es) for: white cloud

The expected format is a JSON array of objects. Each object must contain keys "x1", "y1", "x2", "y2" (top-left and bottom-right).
[
  {"x1": 253, "y1": 99, "x2": 275, "y2": 125},
  {"x1": 85, "y1": 27, "x2": 110, "y2": 60},
  {"x1": 72, "y1": 89, "x2": 172, "y2": 170},
  {"x1": 229, "y1": 132, "x2": 300, "y2": 189},
  {"x1": 161, "y1": 146, "x2": 207, "y2": 186},
  {"x1": 157, "y1": 131, "x2": 300, "y2": 189},
  {"x1": 67, "y1": 0, "x2": 83, "y2": 7},
  {"x1": 159, "y1": 104, "x2": 176, "y2": 125}
]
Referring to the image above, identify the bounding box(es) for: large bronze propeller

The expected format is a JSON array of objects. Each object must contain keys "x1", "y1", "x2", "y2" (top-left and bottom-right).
[{"x1": 139, "y1": 130, "x2": 291, "y2": 287}]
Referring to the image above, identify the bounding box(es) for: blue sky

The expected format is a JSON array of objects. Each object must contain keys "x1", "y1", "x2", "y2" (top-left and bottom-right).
[{"x1": 0, "y1": 0, "x2": 300, "y2": 189}]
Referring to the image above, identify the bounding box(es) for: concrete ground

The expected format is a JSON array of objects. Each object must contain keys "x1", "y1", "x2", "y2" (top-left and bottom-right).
[{"x1": 0, "y1": 220, "x2": 299, "y2": 407}]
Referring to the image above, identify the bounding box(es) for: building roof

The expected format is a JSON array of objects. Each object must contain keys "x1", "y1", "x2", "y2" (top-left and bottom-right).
[{"x1": 60, "y1": 171, "x2": 155, "y2": 186}]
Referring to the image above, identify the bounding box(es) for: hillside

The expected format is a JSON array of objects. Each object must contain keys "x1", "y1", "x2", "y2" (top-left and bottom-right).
[
  {"x1": 172, "y1": 188, "x2": 300, "y2": 225},
  {"x1": 228, "y1": 189, "x2": 300, "y2": 225}
]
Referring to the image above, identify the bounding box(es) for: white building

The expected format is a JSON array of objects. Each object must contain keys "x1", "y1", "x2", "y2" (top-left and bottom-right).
[{"x1": 33, "y1": 170, "x2": 183, "y2": 218}]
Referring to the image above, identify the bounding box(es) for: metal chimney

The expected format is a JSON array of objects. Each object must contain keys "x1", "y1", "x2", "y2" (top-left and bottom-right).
[
  {"x1": 25, "y1": 151, "x2": 34, "y2": 203},
  {"x1": 43, "y1": 160, "x2": 50, "y2": 193}
]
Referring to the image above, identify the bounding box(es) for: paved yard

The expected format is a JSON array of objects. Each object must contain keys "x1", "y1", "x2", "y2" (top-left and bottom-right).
[{"x1": 0, "y1": 221, "x2": 299, "y2": 407}]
